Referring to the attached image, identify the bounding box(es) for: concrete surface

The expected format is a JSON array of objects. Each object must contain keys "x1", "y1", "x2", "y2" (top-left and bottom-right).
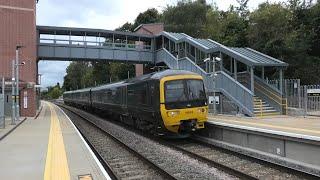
[
  {"x1": 0, "y1": 101, "x2": 108, "y2": 180},
  {"x1": 208, "y1": 114, "x2": 320, "y2": 137}
]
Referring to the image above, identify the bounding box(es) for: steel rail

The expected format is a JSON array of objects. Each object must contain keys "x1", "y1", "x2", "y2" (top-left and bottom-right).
[
  {"x1": 157, "y1": 139, "x2": 258, "y2": 180},
  {"x1": 58, "y1": 104, "x2": 177, "y2": 180},
  {"x1": 168, "y1": 138, "x2": 318, "y2": 180}
]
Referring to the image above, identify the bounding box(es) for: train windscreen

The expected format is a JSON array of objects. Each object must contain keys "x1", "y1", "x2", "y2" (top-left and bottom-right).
[{"x1": 165, "y1": 79, "x2": 206, "y2": 109}]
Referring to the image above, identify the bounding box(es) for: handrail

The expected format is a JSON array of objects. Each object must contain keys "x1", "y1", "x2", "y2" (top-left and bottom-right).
[
  {"x1": 255, "y1": 81, "x2": 288, "y2": 115},
  {"x1": 254, "y1": 75, "x2": 282, "y2": 95},
  {"x1": 39, "y1": 38, "x2": 152, "y2": 50},
  {"x1": 218, "y1": 71, "x2": 253, "y2": 95},
  {"x1": 259, "y1": 99, "x2": 263, "y2": 118},
  {"x1": 255, "y1": 83, "x2": 285, "y2": 103},
  {"x1": 156, "y1": 47, "x2": 255, "y2": 116}
]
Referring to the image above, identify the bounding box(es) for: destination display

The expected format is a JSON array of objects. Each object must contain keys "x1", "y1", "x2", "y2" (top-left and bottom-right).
[{"x1": 307, "y1": 89, "x2": 320, "y2": 97}]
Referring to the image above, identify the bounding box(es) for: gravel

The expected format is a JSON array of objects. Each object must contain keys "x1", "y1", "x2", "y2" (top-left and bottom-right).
[
  {"x1": 65, "y1": 110, "x2": 164, "y2": 180},
  {"x1": 172, "y1": 140, "x2": 313, "y2": 180},
  {"x1": 65, "y1": 106, "x2": 238, "y2": 180}
]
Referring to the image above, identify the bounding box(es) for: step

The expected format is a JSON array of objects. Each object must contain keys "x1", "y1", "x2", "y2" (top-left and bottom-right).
[
  {"x1": 254, "y1": 108, "x2": 277, "y2": 112},
  {"x1": 255, "y1": 112, "x2": 281, "y2": 117},
  {"x1": 254, "y1": 106, "x2": 274, "y2": 110},
  {"x1": 253, "y1": 103, "x2": 269, "y2": 107}
]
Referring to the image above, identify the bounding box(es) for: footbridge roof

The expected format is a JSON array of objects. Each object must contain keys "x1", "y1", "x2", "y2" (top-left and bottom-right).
[{"x1": 160, "y1": 31, "x2": 288, "y2": 67}]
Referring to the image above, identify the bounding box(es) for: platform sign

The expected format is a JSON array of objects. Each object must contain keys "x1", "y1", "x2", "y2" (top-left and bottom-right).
[
  {"x1": 209, "y1": 96, "x2": 219, "y2": 104},
  {"x1": 23, "y1": 91, "x2": 28, "y2": 109},
  {"x1": 307, "y1": 89, "x2": 320, "y2": 97}
]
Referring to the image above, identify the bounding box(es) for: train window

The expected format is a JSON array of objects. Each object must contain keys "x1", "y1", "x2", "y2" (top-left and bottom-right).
[
  {"x1": 186, "y1": 80, "x2": 206, "y2": 100},
  {"x1": 136, "y1": 84, "x2": 147, "y2": 105},
  {"x1": 165, "y1": 80, "x2": 187, "y2": 102},
  {"x1": 127, "y1": 83, "x2": 148, "y2": 105}
]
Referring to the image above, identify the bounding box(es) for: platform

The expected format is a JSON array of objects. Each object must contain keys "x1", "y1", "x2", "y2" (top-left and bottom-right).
[
  {"x1": 0, "y1": 101, "x2": 109, "y2": 180},
  {"x1": 208, "y1": 114, "x2": 320, "y2": 138}
]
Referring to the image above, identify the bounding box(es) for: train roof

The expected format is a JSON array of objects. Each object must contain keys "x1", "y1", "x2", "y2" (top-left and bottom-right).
[
  {"x1": 91, "y1": 81, "x2": 127, "y2": 91},
  {"x1": 64, "y1": 70, "x2": 200, "y2": 94},
  {"x1": 125, "y1": 69, "x2": 199, "y2": 83},
  {"x1": 63, "y1": 87, "x2": 91, "y2": 94},
  {"x1": 150, "y1": 69, "x2": 199, "y2": 79}
]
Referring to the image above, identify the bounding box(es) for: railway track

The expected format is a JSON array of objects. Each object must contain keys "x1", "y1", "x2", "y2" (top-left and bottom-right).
[
  {"x1": 57, "y1": 103, "x2": 237, "y2": 179},
  {"x1": 161, "y1": 139, "x2": 318, "y2": 180},
  {"x1": 60, "y1": 105, "x2": 176, "y2": 180},
  {"x1": 58, "y1": 103, "x2": 318, "y2": 179}
]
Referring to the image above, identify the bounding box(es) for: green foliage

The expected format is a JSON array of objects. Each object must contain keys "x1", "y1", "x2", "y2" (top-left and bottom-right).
[
  {"x1": 162, "y1": 0, "x2": 210, "y2": 37},
  {"x1": 247, "y1": 2, "x2": 291, "y2": 57},
  {"x1": 133, "y1": 8, "x2": 161, "y2": 30},
  {"x1": 63, "y1": 62, "x2": 91, "y2": 90},
  {"x1": 63, "y1": 0, "x2": 320, "y2": 88},
  {"x1": 41, "y1": 83, "x2": 62, "y2": 100}
]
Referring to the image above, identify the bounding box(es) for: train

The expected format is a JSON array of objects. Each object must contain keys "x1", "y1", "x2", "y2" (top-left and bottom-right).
[{"x1": 63, "y1": 69, "x2": 208, "y2": 137}]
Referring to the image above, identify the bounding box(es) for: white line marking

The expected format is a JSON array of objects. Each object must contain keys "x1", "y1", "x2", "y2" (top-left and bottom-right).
[{"x1": 55, "y1": 104, "x2": 111, "y2": 180}]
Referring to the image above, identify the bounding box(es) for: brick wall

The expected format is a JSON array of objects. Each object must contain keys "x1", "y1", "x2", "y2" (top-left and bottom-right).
[
  {"x1": 135, "y1": 23, "x2": 164, "y2": 76},
  {"x1": 0, "y1": 0, "x2": 37, "y2": 117}
]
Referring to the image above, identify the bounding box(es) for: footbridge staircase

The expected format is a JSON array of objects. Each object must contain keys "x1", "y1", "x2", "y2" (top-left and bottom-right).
[
  {"x1": 36, "y1": 26, "x2": 288, "y2": 117},
  {"x1": 155, "y1": 32, "x2": 288, "y2": 117}
]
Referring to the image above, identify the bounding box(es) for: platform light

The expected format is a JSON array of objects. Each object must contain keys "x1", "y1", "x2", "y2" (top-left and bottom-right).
[{"x1": 214, "y1": 57, "x2": 221, "y2": 62}]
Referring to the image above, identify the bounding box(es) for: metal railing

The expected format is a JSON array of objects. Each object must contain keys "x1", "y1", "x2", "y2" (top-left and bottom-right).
[
  {"x1": 254, "y1": 76, "x2": 287, "y2": 114},
  {"x1": 39, "y1": 38, "x2": 152, "y2": 50},
  {"x1": 215, "y1": 71, "x2": 254, "y2": 116},
  {"x1": 157, "y1": 48, "x2": 255, "y2": 116},
  {"x1": 155, "y1": 49, "x2": 178, "y2": 69}
]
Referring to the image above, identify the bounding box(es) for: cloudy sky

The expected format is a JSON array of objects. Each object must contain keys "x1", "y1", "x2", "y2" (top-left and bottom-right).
[{"x1": 37, "y1": 0, "x2": 283, "y2": 88}]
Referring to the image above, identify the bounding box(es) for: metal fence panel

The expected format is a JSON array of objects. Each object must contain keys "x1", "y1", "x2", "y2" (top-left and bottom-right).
[{"x1": 273, "y1": 78, "x2": 320, "y2": 116}]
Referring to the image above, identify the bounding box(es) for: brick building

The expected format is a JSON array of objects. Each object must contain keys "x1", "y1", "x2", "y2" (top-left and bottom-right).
[
  {"x1": 134, "y1": 23, "x2": 164, "y2": 76},
  {"x1": 0, "y1": 0, "x2": 38, "y2": 117}
]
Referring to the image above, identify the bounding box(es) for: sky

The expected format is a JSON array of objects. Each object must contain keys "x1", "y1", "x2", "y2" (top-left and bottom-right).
[{"x1": 37, "y1": 0, "x2": 283, "y2": 88}]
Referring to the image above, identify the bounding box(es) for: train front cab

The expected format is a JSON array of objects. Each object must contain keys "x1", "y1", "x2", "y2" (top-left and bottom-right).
[{"x1": 159, "y1": 74, "x2": 208, "y2": 134}]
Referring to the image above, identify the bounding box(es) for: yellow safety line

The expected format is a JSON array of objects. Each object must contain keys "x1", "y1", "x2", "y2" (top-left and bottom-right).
[
  {"x1": 209, "y1": 117, "x2": 320, "y2": 135},
  {"x1": 44, "y1": 102, "x2": 70, "y2": 180}
]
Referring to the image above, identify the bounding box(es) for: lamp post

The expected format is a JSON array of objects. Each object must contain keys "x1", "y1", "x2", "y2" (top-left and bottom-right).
[
  {"x1": 1, "y1": 77, "x2": 5, "y2": 128},
  {"x1": 204, "y1": 56, "x2": 221, "y2": 114},
  {"x1": 15, "y1": 46, "x2": 24, "y2": 122},
  {"x1": 11, "y1": 60, "x2": 16, "y2": 125}
]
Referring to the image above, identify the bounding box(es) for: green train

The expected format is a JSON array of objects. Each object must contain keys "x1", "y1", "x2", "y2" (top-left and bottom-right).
[{"x1": 63, "y1": 69, "x2": 208, "y2": 137}]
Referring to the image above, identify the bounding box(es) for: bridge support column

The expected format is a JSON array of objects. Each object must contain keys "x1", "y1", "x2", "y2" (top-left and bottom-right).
[
  {"x1": 220, "y1": 53, "x2": 223, "y2": 71},
  {"x1": 250, "y1": 66, "x2": 255, "y2": 94},
  {"x1": 279, "y1": 68, "x2": 283, "y2": 95},
  {"x1": 234, "y1": 59, "x2": 237, "y2": 81},
  {"x1": 262, "y1": 67, "x2": 265, "y2": 80},
  {"x1": 230, "y1": 57, "x2": 233, "y2": 74}
]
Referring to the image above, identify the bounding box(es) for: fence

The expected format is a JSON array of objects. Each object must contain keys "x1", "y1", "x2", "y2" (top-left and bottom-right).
[{"x1": 267, "y1": 79, "x2": 320, "y2": 116}]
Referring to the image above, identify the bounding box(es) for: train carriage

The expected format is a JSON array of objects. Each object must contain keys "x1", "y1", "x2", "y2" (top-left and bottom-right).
[{"x1": 63, "y1": 70, "x2": 208, "y2": 137}]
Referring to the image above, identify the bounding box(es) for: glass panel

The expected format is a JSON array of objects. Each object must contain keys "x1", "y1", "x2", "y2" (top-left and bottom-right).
[
  {"x1": 165, "y1": 80, "x2": 187, "y2": 103},
  {"x1": 164, "y1": 79, "x2": 207, "y2": 109}
]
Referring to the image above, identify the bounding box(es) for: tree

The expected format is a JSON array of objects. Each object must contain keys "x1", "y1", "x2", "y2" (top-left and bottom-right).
[
  {"x1": 162, "y1": 0, "x2": 211, "y2": 37},
  {"x1": 63, "y1": 62, "x2": 91, "y2": 90},
  {"x1": 133, "y1": 8, "x2": 161, "y2": 30},
  {"x1": 42, "y1": 83, "x2": 62, "y2": 100},
  {"x1": 247, "y1": 2, "x2": 291, "y2": 58},
  {"x1": 115, "y1": 22, "x2": 133, "y2": 32}
]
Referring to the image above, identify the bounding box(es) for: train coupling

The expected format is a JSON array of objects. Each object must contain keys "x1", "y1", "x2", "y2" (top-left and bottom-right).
[{"x1": 179, "y1": 119, "x2": 197, "y2": 132}]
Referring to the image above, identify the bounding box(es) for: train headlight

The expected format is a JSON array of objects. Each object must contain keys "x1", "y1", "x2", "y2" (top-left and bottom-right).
[
  {"x1": 197, "y1": 108, "x2": 206, "y2": 113},
  {"x1": 167, "y1": 111, "x2": 180, "y2": 117}
]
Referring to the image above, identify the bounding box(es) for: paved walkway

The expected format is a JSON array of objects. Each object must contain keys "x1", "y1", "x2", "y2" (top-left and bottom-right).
[
  {"x1": 0, "y1": 101, "x2": 108, "y2": 180},
  {"x1": 208, "y1": 114, "x2": 320, "y2": 137}
]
